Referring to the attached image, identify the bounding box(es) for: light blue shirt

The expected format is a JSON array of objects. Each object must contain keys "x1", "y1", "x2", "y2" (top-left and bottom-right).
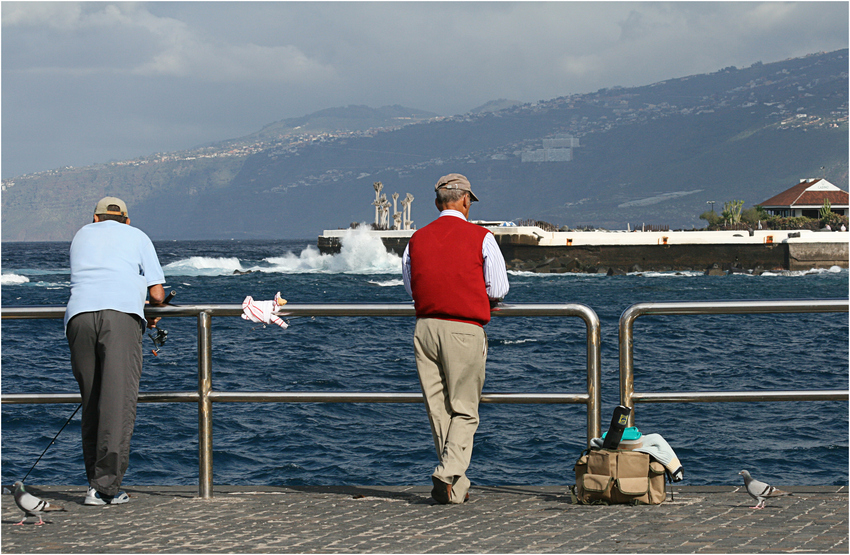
[
  {"x1": 402, "y1": 210, "x2": 510, "y2": 300},
  {"x1": 65, "y1": 220, "x2": 165, "y2": 329}
]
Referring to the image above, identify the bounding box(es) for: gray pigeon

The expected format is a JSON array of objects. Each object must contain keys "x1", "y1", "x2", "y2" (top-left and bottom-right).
[
  {"x1": 12, "y1": 481, "x2": 65, "y2": 525},
  {"x1": 739, "y1": 470, "x2": 792, "y2": 509}
]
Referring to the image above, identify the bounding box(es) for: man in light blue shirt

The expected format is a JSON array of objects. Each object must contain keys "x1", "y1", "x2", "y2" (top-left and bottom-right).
[{"x1": 65, "y1": 197, "x2": 166, "y2": 506}]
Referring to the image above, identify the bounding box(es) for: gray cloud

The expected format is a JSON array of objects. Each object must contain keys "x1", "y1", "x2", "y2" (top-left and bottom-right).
[{"x1": 2, "y1": 1, "x2": 847, "y2": 178}]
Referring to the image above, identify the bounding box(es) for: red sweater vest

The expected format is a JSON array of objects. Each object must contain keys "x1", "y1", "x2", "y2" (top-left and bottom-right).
[{"x1": 408, "y1": 215, "x2": 492, "y2": 326}]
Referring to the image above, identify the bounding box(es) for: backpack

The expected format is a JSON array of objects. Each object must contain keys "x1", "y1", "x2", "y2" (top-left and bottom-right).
[{"x1": 571, "y1": 448, "x2": 667, "y2": 505}]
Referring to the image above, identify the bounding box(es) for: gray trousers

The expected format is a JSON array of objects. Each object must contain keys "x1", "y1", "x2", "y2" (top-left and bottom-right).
[
  {"x1": 67, "y1": 310, "x2": 144, "y2": 496},
  {"x1": 413, "y1": 318, "x2": 487, "y2": 503}
]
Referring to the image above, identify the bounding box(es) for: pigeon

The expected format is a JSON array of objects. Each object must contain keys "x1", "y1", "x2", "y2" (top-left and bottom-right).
[
  {"x1": 12, "y1": 481, "x2": 65, "y2": 525},
  {"x1": 739, "y1": 470, "x2": 792, "y2": 509}
]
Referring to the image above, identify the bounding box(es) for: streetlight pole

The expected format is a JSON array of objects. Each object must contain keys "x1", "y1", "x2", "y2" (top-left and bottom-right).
[{"x1": 707, "y1": 201, "x2": 716, "y2": 213}]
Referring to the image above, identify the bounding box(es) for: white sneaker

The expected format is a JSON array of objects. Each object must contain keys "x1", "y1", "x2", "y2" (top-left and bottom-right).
[{"x1": 84, "y1": 487, "x2": 129, "y2": 505}]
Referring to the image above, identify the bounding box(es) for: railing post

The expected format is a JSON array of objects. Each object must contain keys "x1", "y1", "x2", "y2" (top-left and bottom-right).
[
  {"x1": 197, "y1": 311, "x2": 213, "y2": 499},
  {"x1": 583, "y1": 308, "x2": 602, "y2": 444},
  {"x1": 618, "y1": 299, "x2": 848, "y2": 429},
  {"x1": 618, "y1": 306, "x2": 637, "y2": 427}
]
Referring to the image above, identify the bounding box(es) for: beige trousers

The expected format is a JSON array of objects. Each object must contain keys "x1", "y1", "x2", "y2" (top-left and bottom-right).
[{"x1": 413, "y1": 318, "x2": 487, "y2": 503}]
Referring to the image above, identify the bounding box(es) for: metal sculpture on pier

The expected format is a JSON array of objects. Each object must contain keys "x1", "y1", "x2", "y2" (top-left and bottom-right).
[
  {"x1": 400, "y1": 196, "x2": 410, "y2": 231},
  {"x1": 392, "y1": 193, "x2": 400, "y2": 230},
  {"x1": 403, "y1": 193, "x2": 414, "y2": 230},
  {"x1": 378, "y1": 194, "x2": 391, "y2": 230},
  {"x1": 370, "y1": 182, "x2": 414, "y2": 230},
  {"x1": 372, "y1": 182, "x2": 384, "y2": 227}
]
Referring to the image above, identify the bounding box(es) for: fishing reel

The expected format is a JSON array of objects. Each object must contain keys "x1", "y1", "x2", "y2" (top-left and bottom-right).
[
  {"x1": 148, "y1": 290, "x2": 176, "y2": 356},
  {"x1": 148, "y1": 327, "x2": 168, "y2": 356}
]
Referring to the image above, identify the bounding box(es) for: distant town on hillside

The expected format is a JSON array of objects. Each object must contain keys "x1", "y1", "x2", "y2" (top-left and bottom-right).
[{"x1": 2, "y1": 49, "x2": 847, "y2": 241}]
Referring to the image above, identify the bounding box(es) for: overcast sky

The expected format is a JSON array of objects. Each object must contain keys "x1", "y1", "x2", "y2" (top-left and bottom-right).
[{"x1": 2, "y1": 1, "x2": 847, "y2": 179}]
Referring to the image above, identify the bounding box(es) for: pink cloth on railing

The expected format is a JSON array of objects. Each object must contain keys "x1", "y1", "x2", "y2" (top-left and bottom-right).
[{"x1": 241, "y1": 292, "x2": 289, "y2": 329}]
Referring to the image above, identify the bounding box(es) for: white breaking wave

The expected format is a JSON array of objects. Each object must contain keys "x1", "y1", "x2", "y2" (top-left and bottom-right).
[
  {"x1": 1, "y1": 273, "x2": 30, "y2": 285},
  {"x1": 369, "y1": 278, "x2": 404, "y2": 287},
  {"x1": 263, "y1": 228, "x2": 402, "y2": 274},
  {"x1": 500, "y1": 338, "x2": 538, "y2": 345},
  {"x1": 507, "y1": 270, "x2": 605, "y2": 278},
  {"x1": 0, "y1": 273, "x2": 68, "y2": 288},
  {"x1": 760, "y1": 266, "x2": 845, "y2": 277},
  {"x1": 258, "y1": 228, "x2": 401, "y2": 276},
  {"x1": 163, "y1": 228, "x2": 402, "y2": 276},
  {"x1": 163, "y1": 256, "x2": 244, "y2": 276},
  {"x1": 631, "y1": 271, "x2": 704, "y2": 278},
  {"x1": 508, "y1": 268, "x2": 845, "y2": 279}
]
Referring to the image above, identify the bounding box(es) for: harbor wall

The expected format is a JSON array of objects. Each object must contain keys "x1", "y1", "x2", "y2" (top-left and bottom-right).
[
  {"x1": 497, "y1": 242, "x2": 786, "y2": 273},
  {"x1": 787, "y1": 242, "x2": 850, "y2": 271},
  {"x1": 317, "y1": 231, "x2": 849, "y2": 273},
  {"x1": 495, "y1": 236, "x2": 848, "y2": 273}
]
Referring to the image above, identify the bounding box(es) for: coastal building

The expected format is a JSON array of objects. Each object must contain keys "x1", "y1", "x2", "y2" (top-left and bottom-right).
[
  {"x1": 758, "y1": 178, "x2": 849, "y2": 218},
  {"x1": 521, "y1": 135, "x2": 579, "y2": 162}
]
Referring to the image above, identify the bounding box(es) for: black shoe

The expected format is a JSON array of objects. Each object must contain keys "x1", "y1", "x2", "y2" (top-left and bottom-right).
[{"x1": 431, "y1": 476, "x2": 451, "y2": 504}]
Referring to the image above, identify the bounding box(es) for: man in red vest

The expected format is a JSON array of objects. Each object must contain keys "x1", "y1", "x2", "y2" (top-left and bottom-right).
[{"x1": 402, "y1": 173, "x2": 509, "y2": 504}]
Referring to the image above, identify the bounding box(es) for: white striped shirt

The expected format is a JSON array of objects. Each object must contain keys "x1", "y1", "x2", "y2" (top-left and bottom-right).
[{"x1": 402, "y1": 210, "x2": 510, "y2": 301}]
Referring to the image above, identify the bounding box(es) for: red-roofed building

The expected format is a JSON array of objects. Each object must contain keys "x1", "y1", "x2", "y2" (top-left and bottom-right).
[{"x1": 758, "y1": 178, "x2": 849, "y2": 218}]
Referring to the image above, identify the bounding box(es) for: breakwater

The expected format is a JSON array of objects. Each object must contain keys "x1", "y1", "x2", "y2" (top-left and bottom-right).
[
  {"x1": 317, "y1": 227, "x2": 849, "y2": 273},
  {"x1": 497, "y1": 239, "x2": 848, "y2": 274}
]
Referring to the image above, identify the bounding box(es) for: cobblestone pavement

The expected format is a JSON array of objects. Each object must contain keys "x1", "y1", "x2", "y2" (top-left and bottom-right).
[{"x1": 2, "y1": 485, "x2": 847, "y2": 553}]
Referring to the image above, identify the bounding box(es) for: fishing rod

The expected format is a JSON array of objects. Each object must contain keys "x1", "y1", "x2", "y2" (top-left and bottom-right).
[
  {"x1": 17, "y1": 290, "x2": 177, "y2": 484},
  {"x1": 20, "y1": 404, "x2": 81, "y2": 483}
]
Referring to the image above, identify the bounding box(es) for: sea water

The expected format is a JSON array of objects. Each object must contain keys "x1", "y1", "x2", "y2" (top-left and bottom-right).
[{"x1": 2, "y1": 229, "x2": 848, "y2": 488}]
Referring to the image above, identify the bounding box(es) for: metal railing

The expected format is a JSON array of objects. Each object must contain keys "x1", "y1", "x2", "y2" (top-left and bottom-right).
[
  {"x1": 619, "y1": 299, "x2": 850, "y2": 427},
  {"x1": 2, "y1": 302, "x2": 601, "y2": 498}
]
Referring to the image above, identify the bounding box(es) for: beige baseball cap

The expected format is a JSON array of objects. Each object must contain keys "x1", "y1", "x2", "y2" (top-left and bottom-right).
[
  {"x1": 94, "y1": 196, "x2": 128, "y2": 217},
  {"x1": 435, "y1": 173, "x2": 479, "y2": 202}
]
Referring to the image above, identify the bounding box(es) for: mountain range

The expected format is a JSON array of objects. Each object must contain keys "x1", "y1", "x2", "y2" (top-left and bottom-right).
[{"x1": 2, "y1": 49, "x2": 847, "y2": 242}]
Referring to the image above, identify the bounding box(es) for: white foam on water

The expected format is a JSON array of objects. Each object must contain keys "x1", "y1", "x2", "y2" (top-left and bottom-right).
[
  {"x1": 159, "y1": 228, "x2": 401, "y2": 276},
  {"x1": 500, "y1": 338, "x2": 538, "y2": 345},
  {"x1": 1, "y1": 273, "x2": 29, "y2": 285},
  {"x1": 760, "y1": 266, "x2": 846, "y2": 277},
  {"x1": 0, "y1": 273, "x2": 68, "y2": 288},
  {"x1": 265, "y1": 227, "x2": 402, "y2": 274},
  {"x1": 368, "y1": 279, "x2": 404, "y2": 287},
  {"x1": 507, "y1": 270, "x2": 606, "y2": 278},
  {"x1": 163, "y1": 256, "x2": 244, "y2": 276},
  {"x1": 631, "y1": 271, "x2": 704, "y2": 278},
  {"x1": 507, "y1": 268, "x2": 846, "y2": 278}
]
